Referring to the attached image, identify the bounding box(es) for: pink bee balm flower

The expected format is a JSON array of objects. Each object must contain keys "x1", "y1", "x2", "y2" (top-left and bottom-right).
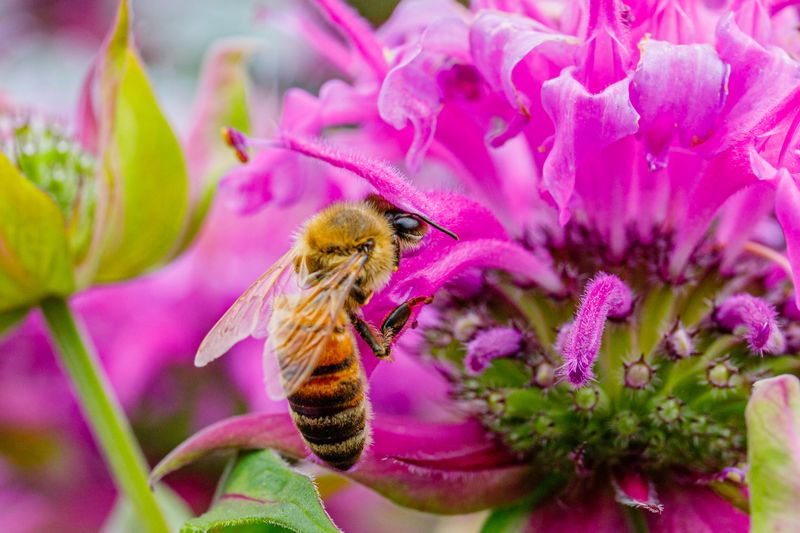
[{"x1": 155, "y1": 0, "x2": 800, "y2": 530}]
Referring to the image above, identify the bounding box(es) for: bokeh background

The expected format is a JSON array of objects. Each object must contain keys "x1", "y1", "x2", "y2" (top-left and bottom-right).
[{"x1": 0, "y1": 1, "x2": 482, "y2": 531}]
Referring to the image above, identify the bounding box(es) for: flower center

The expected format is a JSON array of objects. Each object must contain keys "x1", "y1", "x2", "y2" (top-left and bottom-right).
[
  {"x1": 1, "y1": 113, "x2": 97, "y2": 257},
  {"x1": 421, "y1": 224, "x2": 794, "y2": 481},
  {"x1": 1, "y1": 113, "x2": 95, "y2": 221}
]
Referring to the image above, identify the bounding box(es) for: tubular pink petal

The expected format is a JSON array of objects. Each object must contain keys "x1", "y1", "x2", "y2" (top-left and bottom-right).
[
  {"x1": 469, "y1": 11, "x2": 577, "y2": 117},
  {"x1": 558, "y1": 273, "x2": 633, "y2": 387},
  {"x1": 716, "y1": 182, "x2": 775, "y2": 272},
  {"x1": 630, "y1": 39, "x2": 728, "y2": 169},
  {"x1": 465, "y1": 327, "x2": 523, "y2": 375},
  {"x1": 276, "y1": 132, "x2": 441, "y2": 218},
  {"x1": 708, "y1": 14, "x2": 800, "y2": 154},
  {"x1": 151, "y1": 413, "x2": 536, "y2": 514},
  {"x1": 716, "y1": 294, "x2": 784, "y2": 354},
  {"x1": 310, "y1": 0, "x2": 388, "y2": 78},
  {"x1": 378, "y1": 17, "x2": 470, "y2": 171},
  {"x1": 578, "y1": 0, "x2": 632, "y2": 93},
  {"x1": 668, "y1": 145, "x2": 759, "y2": 277},
  {"x1": 540, "y1": 70, "x2": 639, "y2": 225},
  {"x1": 775, "y1": 170, "x2": 800, "y2": 307},
  {"x1": 384, "y1": 238, "x2": 564, "y2": 303}
]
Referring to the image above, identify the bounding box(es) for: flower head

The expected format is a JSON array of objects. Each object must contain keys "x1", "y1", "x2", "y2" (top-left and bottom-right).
[{"x1": 156, "y1": 0, "x2": 800, "y2": 530}]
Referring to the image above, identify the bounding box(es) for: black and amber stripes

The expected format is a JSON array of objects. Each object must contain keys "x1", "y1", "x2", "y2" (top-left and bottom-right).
[{"x1": 286, "y1": 332, "x2": 368, "y2": 471}]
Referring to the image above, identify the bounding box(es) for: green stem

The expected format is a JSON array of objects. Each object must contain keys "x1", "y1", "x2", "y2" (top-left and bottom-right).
[{"x1": 40, "y1": 297, "x2": 169, "y2": 533}]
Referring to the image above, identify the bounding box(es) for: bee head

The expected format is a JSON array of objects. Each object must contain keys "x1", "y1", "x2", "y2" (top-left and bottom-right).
[{"x1": 366, "y1": 194, "x2": 459, "y2": 251}]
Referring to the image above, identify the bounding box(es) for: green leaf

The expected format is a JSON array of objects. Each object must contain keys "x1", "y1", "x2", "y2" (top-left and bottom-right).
[
  {"x1": 183, "y1": 450, "x2": 340, "y2": 533},
  {"x1": 91, "y1": 0, "x2": 189, "y2": 283},
  {"x1": 746, "y1": 374, "x2": 800, "y2": 532},
  {"x1": 0, "y1": 152, "x2": 74, "y2": 311},
  {"x1": 175, "y1": 38, "x2": 255, "y2": 254}
]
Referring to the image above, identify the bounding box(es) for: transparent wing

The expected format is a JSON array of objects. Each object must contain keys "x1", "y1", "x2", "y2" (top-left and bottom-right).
[
  {"x1": 263, "y1": 252, "x2": 367, "y2": 400},
  {"x1": 195, "y1": 250, "x2": 296, "y2": 367}
]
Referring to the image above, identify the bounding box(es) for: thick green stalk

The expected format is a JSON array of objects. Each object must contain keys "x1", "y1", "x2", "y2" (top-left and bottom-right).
[{"x1": 40, "y1": 297, "x2": 169, "y2": 533}]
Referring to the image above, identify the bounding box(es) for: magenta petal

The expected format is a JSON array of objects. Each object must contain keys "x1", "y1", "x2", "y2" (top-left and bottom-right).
[
  {"x1": 151, "y1": 413, "x2": 536, "y2": 514},
  {"x1": 668, "y1": 145, "x2": 759, "y2": 277},
  {"x1": 646, "y1": 483, "x2": 749, "y2": 533},
  {"x1": 630, "y1": 39, "x2": 728, "y2": 168},
  {"x1": 277, "y1": 133, "x2": 443, "y2": 220},
  {"x1": 384, "y1": 238, "x2": 564, "y2": 304},
  {"x1": 469, "y1": 11, "x2": 577, "y2": 116},
  {"x1": 612, "y1": 471, "x2": 664, "y2": 513},
  {"x1": 709, "y1": 14, "x2": 800, "y2": 153},
  {"x1": 716, "y1": 181, "x2": 775, "y2": 271},
  {"x1": 540, "y1": 70, "x2": 639, "y2": 225},
  {"x1": 149, "y1": 412, "x2": 307, "y2": 486},
  {"x1": 310, "y1": 0, "x2": 388, "y2": 77},
  {"x1": 525, "y1": 484, "x2": 628, "y2": 532},
  {"x1": 378, "y1": 17, "x2": 470, "y2": 171},
  {"x1": 775, "y1": 170, "x2": 800, "y2": 306},
  {"x1": 465, "y1": 326, "x2": 523, "y2": 375}
]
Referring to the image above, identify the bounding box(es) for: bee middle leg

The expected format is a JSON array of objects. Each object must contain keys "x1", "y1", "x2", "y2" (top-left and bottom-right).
[{"x1": 349, "y1": 296, "x2": 433, "y2": 359}]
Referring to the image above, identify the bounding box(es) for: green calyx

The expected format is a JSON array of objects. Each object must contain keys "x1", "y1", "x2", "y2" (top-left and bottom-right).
[{"x1": 423, "y1": 231, "x2": 800, "y2": 482}]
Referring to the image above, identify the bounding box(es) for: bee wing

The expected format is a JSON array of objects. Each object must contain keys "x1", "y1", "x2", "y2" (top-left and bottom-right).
[
  {"x1": 195, "y1": 250, "x2": 297, "y2": 367},
  {"x1": 263, "y1": 252, "x2": 367, "y2": 400}
]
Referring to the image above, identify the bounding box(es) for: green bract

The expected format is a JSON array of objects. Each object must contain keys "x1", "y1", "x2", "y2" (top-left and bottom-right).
[
  {"x1": 0, "y1": 0, "x2": 251, "y2": 314},
  {"x1": 746, "y1": 375, "x2": 800, "y2": 532}
]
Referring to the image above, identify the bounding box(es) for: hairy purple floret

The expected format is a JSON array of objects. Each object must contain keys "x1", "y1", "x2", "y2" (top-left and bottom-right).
[
  {"x1": 465, "y1": 327, "x2": 523, "y2": 375},
  {"x1": 716, "y1": 294, "x2": 785, "y2": 354},
  {"x1": 558, "y1": 273, "x2": 633, "y2": 387}
]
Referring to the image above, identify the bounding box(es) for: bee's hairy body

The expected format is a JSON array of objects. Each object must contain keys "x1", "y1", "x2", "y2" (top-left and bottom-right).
[
  {"x1": 281, "y1": 201, "x2": 399, "y2": 470},
  {"x1": 196, "y1": 195, "x2": 450, "y2": 471},
  {"x1": 286, "y1": 313, "x2": 368, "y2": 470}
]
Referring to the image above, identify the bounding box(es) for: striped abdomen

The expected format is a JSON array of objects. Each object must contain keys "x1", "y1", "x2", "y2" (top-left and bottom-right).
[{"x1": 286, "y1": 324, "x2": 368, "y2": 470}]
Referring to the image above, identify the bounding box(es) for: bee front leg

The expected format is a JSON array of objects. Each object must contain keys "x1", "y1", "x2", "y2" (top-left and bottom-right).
[
  {"x1": 349, "y1": 296, "x2": 433, "y2": 360},
  {"x1": 350, "y1": 315, "x2": 388, "y2": 358}
]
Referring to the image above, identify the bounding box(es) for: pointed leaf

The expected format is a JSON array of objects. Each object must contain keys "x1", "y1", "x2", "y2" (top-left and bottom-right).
[
  {"x1": 0, "y1": 152, "x2": 74, "y2": 311},
  {"x1": 182, "y1": 450, "x2": 340, "y2": 533},
  {"x1": 87, "y1": 0, "x2": 189, "y2": 282}
]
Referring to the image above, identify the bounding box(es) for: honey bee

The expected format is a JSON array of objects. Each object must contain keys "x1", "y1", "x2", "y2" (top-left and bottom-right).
[{"x1": 195, "y1": 195, "x2": 457, "y2": 470}]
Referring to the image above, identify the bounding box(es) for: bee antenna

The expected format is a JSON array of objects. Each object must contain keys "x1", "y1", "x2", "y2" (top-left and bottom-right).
[{"x1": 414, "y1": 214, "x2": 459, "y2": 241}]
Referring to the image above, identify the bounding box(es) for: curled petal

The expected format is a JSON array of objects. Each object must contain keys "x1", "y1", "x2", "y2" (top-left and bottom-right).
[
  {"x1": 151, "y1": 413, "x2": 536, "y2": 514},
  {"x1": 630, "y1": 39, "x2": 728, "y2": 169},
  {"x1": 709, "y1": 14, "x2": 800, "y2": 153},
  {"x1": 384, "y1": 238, "x2": 564, "y2": 304},
  {"x1": 469, "y1": 11, "x2": 577, "y2": 116},
  {"x1": 465, "y1": 327, "x2": 523, "y2": 375},
  {"x1": 716, "y1": 293, "x2": 785, "y2": 354},
  {"x1": 540, "y1": 70, "x2": 639, "y2": 225},
  {"x1": 746, "y1": 375, "x2": 800, "y2": 532},
  {"x1": 276, "y1": 133, "x2": 444, "y2": 221},
  {"x1": 378, "y1": 17, "x2": 470, "y2": 171},
  {"x1": 558, "y1": 273, "x2": 633, "y2": 387}
]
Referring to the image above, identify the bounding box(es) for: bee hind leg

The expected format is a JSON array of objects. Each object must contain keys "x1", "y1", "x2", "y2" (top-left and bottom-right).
[{"x1": 349, "y1": 296, "x2": 433, "y2": 359}]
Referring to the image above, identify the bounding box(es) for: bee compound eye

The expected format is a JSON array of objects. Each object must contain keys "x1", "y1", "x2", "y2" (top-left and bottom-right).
[{"x1": 393, "y1": 215, "x2": 422, "y2": 233}]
